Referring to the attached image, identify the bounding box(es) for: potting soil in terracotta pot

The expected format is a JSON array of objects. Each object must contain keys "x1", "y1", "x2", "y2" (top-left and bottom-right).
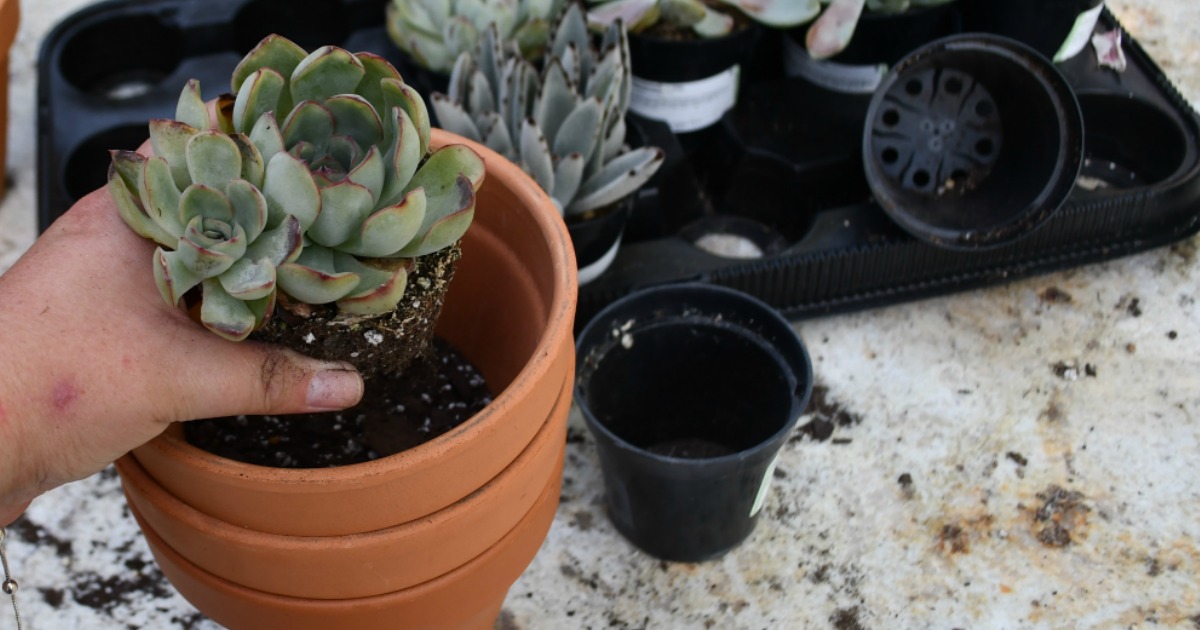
[{"x1": 184, "y1": 337, "x2": 493, "y2": 467}]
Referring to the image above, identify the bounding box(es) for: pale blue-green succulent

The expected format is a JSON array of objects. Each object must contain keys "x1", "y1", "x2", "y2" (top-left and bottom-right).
[
  {"x1": 110, "y1": 35, "x2": 484, "y2": 341},
  {"x1": 387, "y1": 0, "x2": 569, "y2": 74},
  {"x1": 431, "y1": 4, "x2": 662, "y2": 217},
  {"x1": 585, "y1": 0, "x2": 815, "y2": 38}
]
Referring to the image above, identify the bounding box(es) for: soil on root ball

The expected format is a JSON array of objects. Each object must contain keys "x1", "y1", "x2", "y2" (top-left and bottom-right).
[
  {"x1": 251, "y1": 243, "x2": 462, "y2": 382},
  {"x1": 184, "y1": 337, "x2": 493, "y2": 468}
]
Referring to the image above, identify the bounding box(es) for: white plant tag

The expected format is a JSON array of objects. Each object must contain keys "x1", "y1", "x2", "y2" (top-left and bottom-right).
[
  {"x1": 629, "y1": 65, "x2": 740, "y2": 133},
  {"x1": 1054, "y1": 2, "x2": 1106, "y2": 62},
  {"x1": 783, "y1": 36, "x2": 886, "y2": 94},
  {"x1": 750, "y1": 454, "x2": 780, "y2": 518}
]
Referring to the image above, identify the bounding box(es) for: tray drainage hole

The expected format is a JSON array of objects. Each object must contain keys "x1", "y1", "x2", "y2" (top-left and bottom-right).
[
  {"x1": 975, "y1": 138, "x2": 995, "y2": 157},
  {"x1": 881, "y1": 147, "x2": 900, "y2": 164},
  {"x1": 59, "y1": 16, "x2": 183, "y2": 97},
  {"x1": 975, "y1": 100, "x2": 995, "y2": 118},
  {"x1": 943, "y1": 76, "x2": 964, "y2": 95},
  {"x1": 881, "y1": 109, "x2": 900, "y2": 127},
  {"x1": 912, "y1": 169, "x2": 932, "y2": 189},
  {"x1": 64, "y1": 125, "x2": 149, "y2": 204},
  {"x1": 905, "y1": 78, "x2": 923, "y2": 96},
  {"x1": 235, "y1": 0, "x2": 351, "y2": 53}
]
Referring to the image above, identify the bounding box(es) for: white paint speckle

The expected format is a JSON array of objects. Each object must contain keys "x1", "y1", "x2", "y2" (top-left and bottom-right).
[{"x1": 363, "y1": 331, "x2": 384, "y2": 346}]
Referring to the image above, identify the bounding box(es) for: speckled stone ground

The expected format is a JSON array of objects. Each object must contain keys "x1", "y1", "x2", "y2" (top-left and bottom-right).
[{"x1": 2, "y1": 1, "x2": 1199, "y2": 629}]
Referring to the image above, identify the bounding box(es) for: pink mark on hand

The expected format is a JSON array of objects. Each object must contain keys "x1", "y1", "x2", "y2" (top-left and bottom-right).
[{"x1": 52, "y1": 380, "x2": 81, "y2": 412}]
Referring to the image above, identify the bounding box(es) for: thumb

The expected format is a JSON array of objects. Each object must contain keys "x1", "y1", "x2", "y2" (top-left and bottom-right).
[{"x1": 166, "y1": 340, "x2": 364, "y2": 422}]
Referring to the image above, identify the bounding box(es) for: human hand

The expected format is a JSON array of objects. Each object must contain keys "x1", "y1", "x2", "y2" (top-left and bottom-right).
[{"x1": 0, "y1": 186, "x2": 363, "y2": 525}]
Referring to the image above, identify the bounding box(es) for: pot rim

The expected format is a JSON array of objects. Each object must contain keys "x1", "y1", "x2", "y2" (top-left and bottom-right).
[
  {"x1": 114, "y1": 369, "x2": 571, "y2": 598},
  {"x1": 575, "y1": 282, "x2": 813, "y2": 466},
  {"x1": 138, "y1": 129, "x2": 577, "y2": 486}
]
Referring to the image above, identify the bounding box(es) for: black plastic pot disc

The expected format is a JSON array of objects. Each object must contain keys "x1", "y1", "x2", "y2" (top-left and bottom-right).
[{"x1": 863, "y1": 34, "x2": 1084, "y2": 249}]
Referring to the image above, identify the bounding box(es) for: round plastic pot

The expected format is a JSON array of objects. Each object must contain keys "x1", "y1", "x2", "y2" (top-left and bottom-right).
[
  {"x1": 575, "y1": 283, "x2": 813, "y2": 562},
  {"x1": 960, "y1": 0, "x2": 1103, "y2": 59},
  {"x1": 114, "y1": 370, "x2": 569, "y2": 599},
  {"x1": 0, "y1": 0, "x2": 19, "y2": 200},
  {"x1": 567, "y1": 198, "x2": 632, "y2": 286},
  {"x1": 130, "y1": 464, "x2": 562, "y2": 630},
  {"x1": 862, "y1": 34, "x2": 1084, "y2": 249},
  {"x1": 127, "y1": 128, "x2": 578, "y2": 538},
  {"x1": 625, "y1": 25, "x2": 761, "y2": 139}
]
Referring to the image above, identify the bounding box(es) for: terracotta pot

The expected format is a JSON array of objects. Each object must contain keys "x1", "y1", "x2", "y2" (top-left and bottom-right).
[
  {"x1": 131, "y1": 463, "x2": 562, "y2": 630},
  {"x1": 0, "y1": 0, "x2": 18, "y2": 200},
  {"x1": 115, "y1": 370, "x2": 570, "y2": 598},
  {"x1": 116, "y1": 130, "x2": 577, "y2": 627},
  {"x1": 129, "y1": 128, "x2": 578, "y2": 537}
]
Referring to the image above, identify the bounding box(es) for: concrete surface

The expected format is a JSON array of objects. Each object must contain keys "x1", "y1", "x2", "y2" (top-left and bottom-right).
[{"x1": 1, "y1": 1, "x2": 1198, "y2": 628}]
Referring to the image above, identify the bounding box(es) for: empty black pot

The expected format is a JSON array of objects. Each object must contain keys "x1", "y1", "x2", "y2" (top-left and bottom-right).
[
  {"x1": 862, "y1": 34, "x2": 1084, "y2": 249},
  {"x1": 576, "y1": 284, "x2": 813, "y2": 562}
]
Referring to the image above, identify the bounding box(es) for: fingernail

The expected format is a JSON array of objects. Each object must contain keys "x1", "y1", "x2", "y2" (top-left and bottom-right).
[{"x1": 307, "y1": 368, "x2": 363, "y2": 411}]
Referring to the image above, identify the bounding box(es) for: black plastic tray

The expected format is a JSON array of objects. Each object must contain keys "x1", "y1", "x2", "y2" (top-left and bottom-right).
[
  {"x1": 584, "y1": 12, "x2": 1200, "y2": 322},
  {"x1": 36, "y1": 2, "x2": 1200, "y2": 326}
]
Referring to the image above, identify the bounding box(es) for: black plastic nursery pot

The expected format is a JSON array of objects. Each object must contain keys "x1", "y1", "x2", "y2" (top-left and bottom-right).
[
  {"x1": 575, "y1": 284, "x2": 813, "y2": 562},
  {"x1": 784, "y1": 1, "x2": 962, "y2": 94},
  {"x1": 862, "y1": 34, "x2": 1084, "y2": 249},
  {"x1": 568, "y1": 198, "x2": 633, "y2": 286},
  {"x1": 960, "y1": 0, "x2": 1104, "y2": 60},
  {"x1": 626, "y1": 23, "x2": 761, "y2": 144}
]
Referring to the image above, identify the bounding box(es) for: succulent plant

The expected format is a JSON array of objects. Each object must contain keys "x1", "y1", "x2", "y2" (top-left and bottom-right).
[
  {"x1": 805, "y1": 0, "x2": 958, "y2": 59},
  {"x1": 585, "y1": 0, "x2": 815, "y2": 38},
  {"x1": 431, "y1": 4, "x2": 662, "y2": 217},
  {"x1": 110, "y1": 35, "x2": 484, "y2": 342},
  {"x1": 387, "y1": 0, "x2": 570, "y2": 74}
]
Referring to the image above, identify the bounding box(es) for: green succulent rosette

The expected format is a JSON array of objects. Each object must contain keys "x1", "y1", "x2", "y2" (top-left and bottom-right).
[{"x1": 109, "y1": 34, "x2": 484, "y2": 341}]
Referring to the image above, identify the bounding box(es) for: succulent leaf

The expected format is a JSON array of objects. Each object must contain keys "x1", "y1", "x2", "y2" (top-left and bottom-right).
[
  {"x1": 480, "y1": 112, "x2": 515, "y2": 157},
  {"x1": 431, "y1": 95, "x2": 483, "y2": 143},
  {"x1": 200, "y1": 278, "x2": 258, "y2": 342},
  {"x1": 550, "y1": 151, "x2": 585, "y2": 211},
  {"x1": 339, "y1": 188, "x2": 427, "y2": 258},
  {"x1": 535, "y1": 60, "x2": 577, "y2": 144},
  {"x1": 154, "y1": 247, "x2": 203, "y2": 307},
  {"x1": 278, "y1": 249, "x2": 363, "y2": 305},
  {"x1": 552, "y1": 98, "x2": 602, "y2": 159},
  {"x1": 180, "y1": 183, "x2": 234, "y2": 226},
  {"x1": 233, "y1": 68, "x2": 286, "y2": 134},
  {"x1": 379, "y1": 107, "x2": 424, "y2": 207},
  {"x1": 717, "y1": 0, "x2": 820, "y2": 27},
  {"x1": 354, "y1": 52, "x2": 404, "y2": 117},
  {"x1": 585, "y1": 0, "x2": 658, "y2": 32},
  {"x1": 326, "y1": 94, "x2": 385, "y2": 152},
  {"x1": 263, "y1": 152, "x2": 321, "y2": 230},
  {"x1": 310, "y1": 180, "x2": 375, "y2": 248},
  {"x1": 290, "y1": 45, "x2": 367, "y2": 105},
  {"x1": 336, "y1": 257, "x2": 410, "y2": 316},
  {"x1": 231, "y1": 34, "x2": 308, "y2": 97},
  {"x1": 806, "y1": 0, "x2": 866, "y2": 60},
  {"x1": 231, "y1": 134, "x2": 266, "y2": 189},
  {"x1": 219, "y1": 257, "x2": 277, "y2": 301},
  {"x1": 148, "y1": 119, "x2": 199, "y2": 191},
  {"x1": 245, "y1": 215, "x2": 304, "y2": 266},
  {"x1": 140, "y1": 157, "x2": 186, "y2": 237},
  {"x1": 347, "y1": 145, "x2": 387, "y2": 201},
  {"x1": 383, "y1": 80, "x2": 432, "y2": 157},
  {"x1": 226, "y1": 179, "x2": 269, "y2": 242},
  {"x1": 186, "y1": 131, "x2": 243, "y2": 190},
  {"x1": 109, "y1": 152, "x2": 176, "y2": 247},
  {"x1": 660, "y1": 0, "x2": 706, "y2": 26},
  {"x1": 248, "y1": 112, "x2": 286, "y2": 166},
  {"x1": 570, "y1": 146, "x2": 664, "y2": 215},
  {"x1": 282, "y1": 101, "x2": 336, "y2": 154},
  {"x1": 520, "y1": 119, "x2": 555, "y2": 193},
  {"x1": 176, "y1": 80, "x2": 210, "y2": 130}
]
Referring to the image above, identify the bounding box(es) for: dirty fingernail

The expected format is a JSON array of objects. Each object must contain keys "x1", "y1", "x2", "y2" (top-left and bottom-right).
[{"x1": 307, "y1": 367, "x2": 363, "y2": 411}]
